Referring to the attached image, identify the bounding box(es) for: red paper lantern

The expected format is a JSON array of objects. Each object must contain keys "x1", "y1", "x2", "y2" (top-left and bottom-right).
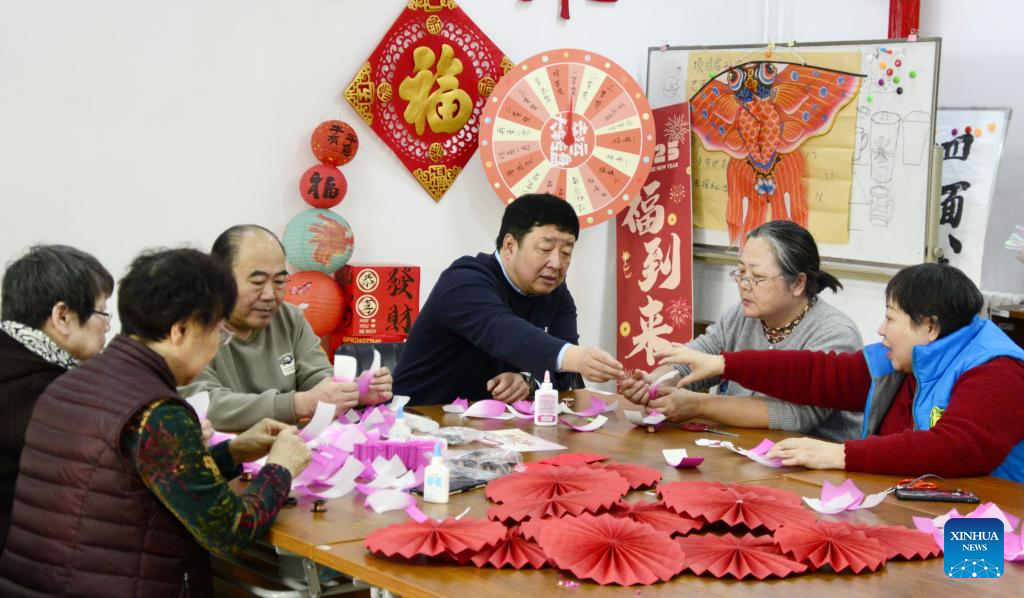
[
  {"x1": 283, "y1": 271, "x2": 344, "y2": 336},
  {"x1": 299, "y1": 164, "x2": 347, "y2": 208},
  {"x1": 311, "y1": 120, "x2": 359, "y2": 167}
]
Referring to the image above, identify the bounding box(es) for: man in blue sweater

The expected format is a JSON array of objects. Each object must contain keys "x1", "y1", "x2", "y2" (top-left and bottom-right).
[{"x1": 394, "y1": 193, "x2": 625, "y2": 406}]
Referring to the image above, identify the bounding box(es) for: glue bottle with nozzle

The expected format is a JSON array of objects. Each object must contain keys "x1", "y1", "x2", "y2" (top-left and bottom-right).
[
  {"x1": 423, "y1": 443, "x2": 449, "y2": 504},
  {"x1": 389, "y1": 405, "x2": 412, "y2": 441},
  {"x1": 533, "y1": 371, "x2": 558, "y2": 426}
]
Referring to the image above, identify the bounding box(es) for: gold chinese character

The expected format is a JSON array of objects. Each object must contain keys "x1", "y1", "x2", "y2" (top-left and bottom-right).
[{"x1": 399, "y1": 44, "x2": 473, "y2": 136}]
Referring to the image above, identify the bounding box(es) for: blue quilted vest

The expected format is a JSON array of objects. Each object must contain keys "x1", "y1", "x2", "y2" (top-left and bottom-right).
[{"x1": 861, "y1": 316, "x2": 1024, "y2": 482}]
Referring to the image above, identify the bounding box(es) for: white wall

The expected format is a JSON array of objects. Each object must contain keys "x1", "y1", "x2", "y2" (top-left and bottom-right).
[{"x1": 1, "y1": 0, "x2": 1022, "y2": 374}]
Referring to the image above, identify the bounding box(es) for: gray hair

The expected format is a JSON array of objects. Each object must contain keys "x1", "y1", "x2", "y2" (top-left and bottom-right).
[{"x1": 746, "y1": 221, "x2": 841, "y2": 297}]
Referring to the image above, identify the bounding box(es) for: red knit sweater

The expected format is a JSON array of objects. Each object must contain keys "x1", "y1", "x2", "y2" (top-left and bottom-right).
[{"x1": 722, "y1": 350, "x2": 1024, "y2": 477}]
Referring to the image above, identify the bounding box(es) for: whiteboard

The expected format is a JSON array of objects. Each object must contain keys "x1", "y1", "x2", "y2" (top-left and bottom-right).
[{"x1": 646, "y1": 38, "x2": 941, "y2": 270}]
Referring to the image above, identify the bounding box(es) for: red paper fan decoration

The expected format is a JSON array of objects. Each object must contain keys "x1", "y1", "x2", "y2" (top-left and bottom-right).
[
  {"x1": 773, "y1": 521, "x2": 889, "y2": 573},
  {"x1": 364, "y1": 516, "x2": 506, "y2": 560},
  {"x1": 299, "y1": 164, "x2": 347, "y2": 209},
  {"x1": 659, "y1": 481, "x2": 816, "y2": 532},
  {"x1": 592, "y1": 463, "x2": 662, "y2": 490},
  {"x1": 468, "y1": 525, "x2": 549, "y2": 569},
  {"x1": 527, "y1": 452, "x2": 609, "y2": 468},
  {"x1": 609, "y1": 500, "x2": 705, "y2": 536},
  {"x1": 675, "y1": 532, "x2": 809, "y2": 580},
  {"x1": 311, "y1": 120, "x2": 359, "y2": 167},
  {"x1": 846, "y1": 523, "x2": 942, "y2": 561},
  {"x1": 535, "y1": 513, "x2": 686, "y2": 585},
  {"x1": 486, "y1": 464, "x2": 629, "y2": 504},
  {"x1": 487, "y1": 488, "x2": 623, "y2": 524}
]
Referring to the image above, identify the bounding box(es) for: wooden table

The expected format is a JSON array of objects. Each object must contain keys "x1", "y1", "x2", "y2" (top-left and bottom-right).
[{"x1": 264, "y1": 392, "x2": 1024, "y2": 596}]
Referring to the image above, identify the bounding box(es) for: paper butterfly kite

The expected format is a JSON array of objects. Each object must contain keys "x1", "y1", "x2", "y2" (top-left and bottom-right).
[{"x1": 690, "y1": 61, "x2": 862, "y2": 245}]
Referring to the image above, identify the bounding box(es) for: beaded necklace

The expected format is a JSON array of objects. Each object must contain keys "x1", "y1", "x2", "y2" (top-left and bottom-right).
[{"x1": 761, "y1": 297, "x2": 815, "y2": 345}]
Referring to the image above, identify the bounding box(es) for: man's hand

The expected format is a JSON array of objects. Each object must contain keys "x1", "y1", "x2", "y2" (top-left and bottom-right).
[
  {"x1": 563, "y1": 346, "x2": 626, "y2": 382},
  {"x1": 647, "y1": 389, "x2": 707, "y2": 422},
  {"x1": 359, "y1": 367, "x2": 394, "y2": 406},
  {"x1": 295, "y1": 378, "x2": 360, "y2": 419},
  {"x1": 486, "y1": 372, "x2": 530, "y2": 404},
  {"x1": 229, "y1": 418, "x2": 293, "y2": 465},
  {"x1": 266, "y1": 427, "x2": 312, "y2": 478},
  {"x1": 654, "y1": 344, "x2": 725, "y2": 387},
  {"x1": 766, "y1": 437, "x2": 846, "y2": 470}
]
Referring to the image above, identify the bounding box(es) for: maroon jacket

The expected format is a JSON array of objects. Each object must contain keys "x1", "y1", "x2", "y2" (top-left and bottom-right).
[{"x1": 0, "y1": 336, "x2": 212, "y2": 597}]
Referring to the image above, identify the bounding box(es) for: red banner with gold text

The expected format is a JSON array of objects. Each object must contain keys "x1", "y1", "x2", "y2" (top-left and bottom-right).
[{"x1": 615, "y1": 102, "x2": 693, "y2": 372}]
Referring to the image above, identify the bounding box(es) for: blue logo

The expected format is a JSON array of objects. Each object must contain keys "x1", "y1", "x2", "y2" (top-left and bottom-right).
[{"x1": 944, "y1": 518, "x2": 1004, "y2": 578}]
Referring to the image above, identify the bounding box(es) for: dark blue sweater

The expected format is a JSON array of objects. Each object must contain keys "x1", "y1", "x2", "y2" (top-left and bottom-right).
[{"x1": 394, "y1": 253, "x2": 580, "y2": 405}]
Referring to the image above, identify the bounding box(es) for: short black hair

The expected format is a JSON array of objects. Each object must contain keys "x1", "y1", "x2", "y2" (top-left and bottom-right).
[
  {"x1": 494, "y1": 193, "x2": 580, "y2": 249},
  {"x1": 211, "y1": 224, "x2": 285, "y2": 269},
  {"x1": 1, "y1": 245, "x2": 114, "y2": 329},
  {"x1": 885, "y1": 263, "x2": 983, "y2": 338},
  {"x1": 746, "y1": 220, "x2": 842, "y2": 297},
  {"x1": 118, "y1": 248, "x2": 237, "y2": 342}
]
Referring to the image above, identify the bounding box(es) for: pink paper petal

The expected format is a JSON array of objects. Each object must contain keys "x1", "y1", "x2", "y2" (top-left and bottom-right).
[
  {"x1": 443, "y1": 397, "x2": 469, "y2": 413},
  {"x1": 574, "y1": 398, "x2": 607, "y2": 418},
  {"x1": 464, "y1": 399, "x2": 513, "y2": 419},
  {"x1": 511, "y1": 400, "x2": 534, "y2": 415},
  {"x1": 624, "y1": 410, "x2": 666, "y2": 426},
  {"x1": 357, "y1": 371, "x2": 373, "y2": 396},
  {"x1": 299, "y1": 401, "x2": 338, "y2": 442},
  {"x1": 662, "y1": 449, "x2": 704, "y2": 468},
  {"x1": 366, "y1": 489, "x2": 417, "y2": 514},
  {"x1": 208, "y1": 431, "x2": 235, "y2": 446},
  {"x1": 558, "y1": 415, "x2": 608, "y2": 432},
  {"x1": 505, "y1": 404, "x2": 533, "y2": 419},
  {"x1": 822, "y1": 480, "x2": 864, "y2": 506},
  {"x1": 967, "y1": 502, "x2": 1020, "y2": 532},
  {"x1": 1005, "y1": 527, "x2": 1024, "y2": 561}
]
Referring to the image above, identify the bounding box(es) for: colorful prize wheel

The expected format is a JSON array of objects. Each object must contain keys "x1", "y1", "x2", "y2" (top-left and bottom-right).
[{"x1": 479, "y1": 48, "x2": 656, "y2": 227}]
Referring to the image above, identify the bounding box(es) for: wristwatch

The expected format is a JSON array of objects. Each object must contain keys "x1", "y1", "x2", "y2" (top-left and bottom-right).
[{"x1": 519, "y1": 372, "x2": 535, "y2": 389}]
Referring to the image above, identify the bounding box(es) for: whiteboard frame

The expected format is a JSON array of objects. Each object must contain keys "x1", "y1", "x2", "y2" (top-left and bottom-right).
[{"x1": 647, "y1": 37, "x2": 942, "y2": 276}]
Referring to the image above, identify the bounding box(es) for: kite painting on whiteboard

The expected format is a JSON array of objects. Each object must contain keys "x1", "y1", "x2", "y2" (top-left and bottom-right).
[{"x1": 689, "y1": 61, "x2": 862, "y2": 245}]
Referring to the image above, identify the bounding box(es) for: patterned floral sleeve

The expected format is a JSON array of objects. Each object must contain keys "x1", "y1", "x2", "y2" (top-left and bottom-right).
[{"x1": 121, "y1": 400, "x2": 292, "y2": 556}]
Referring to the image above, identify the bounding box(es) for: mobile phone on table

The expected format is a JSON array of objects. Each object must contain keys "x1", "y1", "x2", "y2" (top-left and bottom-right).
[{"x1": 893, "y1": 488, "x2": 980, "y2": 503}]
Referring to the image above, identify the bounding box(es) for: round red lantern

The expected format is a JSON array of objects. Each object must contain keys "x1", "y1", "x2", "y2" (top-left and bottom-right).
[
  {"x1": 311, "y1": 120, "x2": 359, "y2": 167},
  {"x1": 282, "y1": 271, "x2": 344, "y2": 336},
  {"x1": 299, "y1": 164, "x2": 347, "y2": 208}
]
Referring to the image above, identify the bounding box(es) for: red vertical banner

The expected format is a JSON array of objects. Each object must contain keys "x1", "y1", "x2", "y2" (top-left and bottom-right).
[
  {"x1": 888, "y1": 0, "x2": 920, "y2": 38},
  {"x1": 615, "y1": 102, "x2": 693, "y2": 373}
]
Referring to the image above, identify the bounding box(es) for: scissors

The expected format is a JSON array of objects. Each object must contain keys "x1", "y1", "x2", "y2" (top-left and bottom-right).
[{"x1": 681, "y1": 422, "x2": 739, "y2": 437}]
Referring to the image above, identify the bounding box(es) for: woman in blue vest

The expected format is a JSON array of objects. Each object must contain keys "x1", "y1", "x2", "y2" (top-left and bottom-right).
[{"x1": 655, "y1": 263, "x2": 1024, "y2": 482}]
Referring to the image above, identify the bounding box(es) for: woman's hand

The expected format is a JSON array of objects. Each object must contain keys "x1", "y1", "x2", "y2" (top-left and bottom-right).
[
  {"x1": 648, "y1": 389, "x2": 707, "y2": 422},
  {"x1": 619, "y1": 370, "x2": 651, "y2": 405},
  {"x1": 766, "y1": 437, "x2": 846, "y2": 470},
  {"x1": 654, "y1": 344, "x2": 724, "y2": 386},
  {"x1": 229, "y1": 418, "x2": 294, "y2": 465}
]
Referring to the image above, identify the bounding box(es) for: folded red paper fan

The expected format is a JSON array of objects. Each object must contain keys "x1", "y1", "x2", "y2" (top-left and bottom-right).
[
  {"x1": 675, "y1": 532, "x2": 809, "y2": 580},
  {"x1": 467, "y1": 525, "x2": 549, "y2": 569},
  {"x1": 365, "y1": 517, "x2": 507, "y2": 560},
  {"x1": 486, "y1": 464, "x2": 629, "y2": 504},
  {"x1": 773, "y1": 521, "x2": 889, "y2": 573},
  {"x1": 488, "y1": 487, "x2": 623, "y2": 524},
  {"x1": 530, "y1": 452, "x2": 608, "y2": 467},
  {"x1": 659, "y1": 481, "x2": 816, "y2": 532},
  {"x1": 846, "y1": 523, "x2": 942, "y2": 560},
  {"x1": 535, "y1": 513, "x2": 686, "y2": 585},
  {"x1": 609, "y1": 500, "x2": 705, "y2": 536},
  {"x1": 592, "y1": 463, "x2": 662, "y2": 490}
]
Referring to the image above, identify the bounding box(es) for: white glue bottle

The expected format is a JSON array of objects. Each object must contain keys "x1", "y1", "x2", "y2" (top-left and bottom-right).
[
  {"x1": 533, "y1": 370, "x2": 559, "y2": 426},
  {"x1": 423, "y1": 443, "x2": 449, "y2": 504},
  {"x1": 388, "y1": 406, "x2": 412, "y2": 441}
]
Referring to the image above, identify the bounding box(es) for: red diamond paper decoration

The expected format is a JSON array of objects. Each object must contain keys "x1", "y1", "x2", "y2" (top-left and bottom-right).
[{"x1": 344, "y1": 1, "x2": 510, "y2": 202}]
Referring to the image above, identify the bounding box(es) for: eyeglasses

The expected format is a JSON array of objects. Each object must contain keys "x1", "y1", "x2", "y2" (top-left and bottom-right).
[
  {"x1": 729, "y1": 269, "x2": 784, "y2": 290},
  {"x1": 92, "y1": 310, "x2": 113, "y2": 323},
  {"x1": 217, "y1": 323, "x2": 234, "y2": 346}
]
